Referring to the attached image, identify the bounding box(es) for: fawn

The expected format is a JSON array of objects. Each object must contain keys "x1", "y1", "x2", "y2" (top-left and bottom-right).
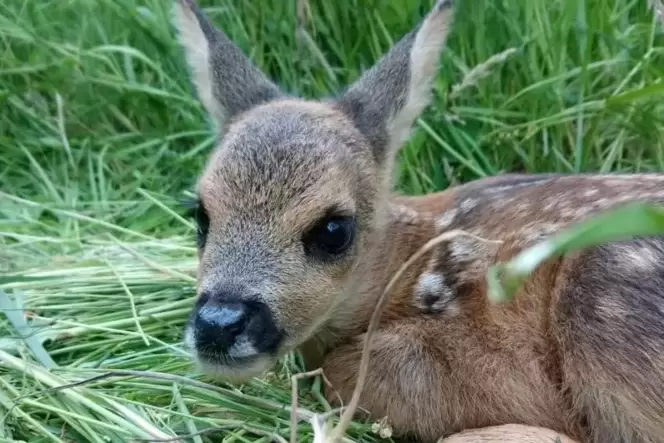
[{"x1": 173, "y1": 0, "x2": 664, "y2": 442}]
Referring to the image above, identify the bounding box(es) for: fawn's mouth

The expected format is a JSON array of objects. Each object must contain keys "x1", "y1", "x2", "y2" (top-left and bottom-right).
[
  {"x1": 183, "y1": 316, "x2": 283, "y2": 382},
  {"x1": 194, "y1": 350, "x2": 277, "y2": 382}
]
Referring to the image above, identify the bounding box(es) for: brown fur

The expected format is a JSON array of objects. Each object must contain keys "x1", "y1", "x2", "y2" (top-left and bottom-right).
[
  {"x1": 318, "y1": 175, "x2": 664, "y2": 442},
  {"x1": 172, "y1": 1, "x2": 664, "y2": 442}
]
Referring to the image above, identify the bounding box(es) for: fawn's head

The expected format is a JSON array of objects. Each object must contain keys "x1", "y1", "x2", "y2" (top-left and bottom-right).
[{"x1": 174, "y1": 0, "x2": 456, "y2": 381}]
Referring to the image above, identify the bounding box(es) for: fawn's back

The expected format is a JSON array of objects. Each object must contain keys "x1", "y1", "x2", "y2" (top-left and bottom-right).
[{"x1": 171, "y1": 1, "x2": 664, "y2": 442}]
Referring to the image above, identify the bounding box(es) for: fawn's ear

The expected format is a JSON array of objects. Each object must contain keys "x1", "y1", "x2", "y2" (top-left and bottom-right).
[
  {"x1": 173, "y1": 0, "x2": 284, "y2": 131},
  {"x1": 338, "y1": 0, "x2": 455, "y2": 164}
]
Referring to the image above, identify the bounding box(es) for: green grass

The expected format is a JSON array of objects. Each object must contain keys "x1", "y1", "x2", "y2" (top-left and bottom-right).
[{"x1": 1, "y1": 0, "x2": 663, "y2": 441}]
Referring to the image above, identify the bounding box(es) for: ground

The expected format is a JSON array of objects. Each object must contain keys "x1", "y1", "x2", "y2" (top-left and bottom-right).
[{"x1": 1, "y1": 0, "x2": 663, "y2": 442}]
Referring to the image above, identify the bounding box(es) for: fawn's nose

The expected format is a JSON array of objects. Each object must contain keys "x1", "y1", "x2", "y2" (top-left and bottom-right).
[
  {"x1": 194, "y1": 300, "x2": 249, "y2": 353},
  {"x1": 189, "y1": 289, "x2": 284, "y2": 361}
]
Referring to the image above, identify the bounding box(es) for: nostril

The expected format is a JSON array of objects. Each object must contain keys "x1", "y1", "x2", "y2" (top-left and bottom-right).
[{"x1": 194, "y1": 301, "x2": 249, "y2": 352}]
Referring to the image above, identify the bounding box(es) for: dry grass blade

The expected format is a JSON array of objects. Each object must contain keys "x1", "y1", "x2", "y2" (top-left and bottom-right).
[
  {"x1": 290, "y1": 368, "x2": 337, "y2": 443},
  {"x1": 449, "y1": 47, "x2": 519, "y2": 99}
]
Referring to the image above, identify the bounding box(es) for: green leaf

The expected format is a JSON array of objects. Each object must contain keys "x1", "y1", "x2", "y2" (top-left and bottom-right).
[{"x1": 487, "y1": 202, "x2": 664, "y2": 303}]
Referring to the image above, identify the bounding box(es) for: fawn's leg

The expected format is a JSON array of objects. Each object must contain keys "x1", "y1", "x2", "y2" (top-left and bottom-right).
[
  {"x1": 440, "y1": 424, "x2": 579, "y2": 443},
  {"x1": 321, "y1": 317, "x2": 576, "y2": 443},
  {"x1": 554, "y1": 237, "x2": 664, "y2": 443}
]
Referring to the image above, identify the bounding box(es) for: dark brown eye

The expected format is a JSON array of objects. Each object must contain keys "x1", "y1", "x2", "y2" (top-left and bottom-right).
[
  {"x1": 194, "y1": 204, "x2": 210, "y2": 248},
  {"x1": 303, "y1": 216, "x2": 355, "y2": 258}
]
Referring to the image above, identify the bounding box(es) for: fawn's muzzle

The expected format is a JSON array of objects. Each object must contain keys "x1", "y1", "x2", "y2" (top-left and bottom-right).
[
  {"x1": 190, "y1": 292, "x2": 283, "y2": 363},
  {"x1": 194, "y1": 300, "x2": 249, "y2": 352}
]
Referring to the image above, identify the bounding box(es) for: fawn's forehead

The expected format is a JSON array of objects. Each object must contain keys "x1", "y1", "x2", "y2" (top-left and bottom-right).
[{"x1": 198, "y1": 100, "x2": 373, "y2": 219}]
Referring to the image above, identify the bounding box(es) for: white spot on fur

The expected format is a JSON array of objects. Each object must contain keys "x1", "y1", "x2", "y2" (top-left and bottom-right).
[
  {"x1": 449, "y1": 235, "x2": 486, "y2": 262},
  {"x1": 482, "y1": 179, "x2": 552, "y2": 195},
  {"x1": 516, "y1": 224, "x2": 561, "y2": 246},
  {"x1": 558, "y1": 205, "x2": 593, "y2": 220},
  {"x1": 582, "y1": 174, "x2": 664, "y2": 181},
  {"x1": 415, "y1": 272, "x2": 446, "y2": 297},
  {"x1": 509, "y1": 223, "x2": 563, "y2": 247},
  {"x1": 616, "y1": 244, "x2": 660, "y2": 272},
  {"x1": 595, "y1": 297, "x2": 628, "y2": 321},
  {"x1": 436, "y1": 208, "x2": 458, "y2": 230},
  {"x1": 389, "y1": 204, "x2": 421, "y2": 224},
  {"x1": 514, "y1": 202, "x2": 531, "y2": 214},
  {"x1": 584, "y1": 189, "x2": 599, "y2": 198},
  {"x1": 460, "y1": 198, "x2": 477, "y2": 213},
  {"x1": 585, "y1": 175, "x2": 664, "y2": 187},
  {"x1": 413, "y1": 271, "x2": 455, "y2": 313}
]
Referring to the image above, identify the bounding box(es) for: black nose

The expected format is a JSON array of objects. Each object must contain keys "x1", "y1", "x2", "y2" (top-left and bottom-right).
[{"x1": 193, "y1": 300, "x2": 249, "y2": 353}]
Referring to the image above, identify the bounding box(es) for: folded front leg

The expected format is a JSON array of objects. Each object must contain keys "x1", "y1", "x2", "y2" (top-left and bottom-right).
[{"x1": 321, "y1": 318, "x2": 579, "y2": 442}]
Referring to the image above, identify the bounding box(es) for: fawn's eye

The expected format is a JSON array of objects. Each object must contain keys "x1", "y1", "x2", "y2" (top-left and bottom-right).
[
  {"x1": 185, "y1": 199, "x2": 210, "y2": 249},
  {"x1": 194, "y1": 205, "x2": 210, "y2": 248},
  {"x1": 303, "y1": 215, "x2": 355, "y2": 258}
]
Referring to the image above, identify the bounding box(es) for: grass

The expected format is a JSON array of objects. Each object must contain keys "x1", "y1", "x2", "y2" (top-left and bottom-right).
[{"x1": 0, "y1": 0, "x2": 663, "y2": 441}]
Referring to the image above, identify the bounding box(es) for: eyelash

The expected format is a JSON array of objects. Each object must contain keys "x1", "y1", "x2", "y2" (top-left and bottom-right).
[{"x1": 183, "y1": 199, "x2": 209, "y2": 248}]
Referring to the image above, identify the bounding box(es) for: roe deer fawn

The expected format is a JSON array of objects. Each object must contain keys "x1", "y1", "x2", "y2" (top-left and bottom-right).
[{"x1": 172, "y1": 0, "x2": 664, "y2": 441}]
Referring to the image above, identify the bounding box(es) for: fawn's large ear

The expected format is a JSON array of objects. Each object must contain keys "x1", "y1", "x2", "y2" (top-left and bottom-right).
[
  {"x1": 173, "y1": 0, "x2": 284, "y2": 131},
  {"x1": 338, "y1": 0, "x2": 456, "y2": 164}
]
